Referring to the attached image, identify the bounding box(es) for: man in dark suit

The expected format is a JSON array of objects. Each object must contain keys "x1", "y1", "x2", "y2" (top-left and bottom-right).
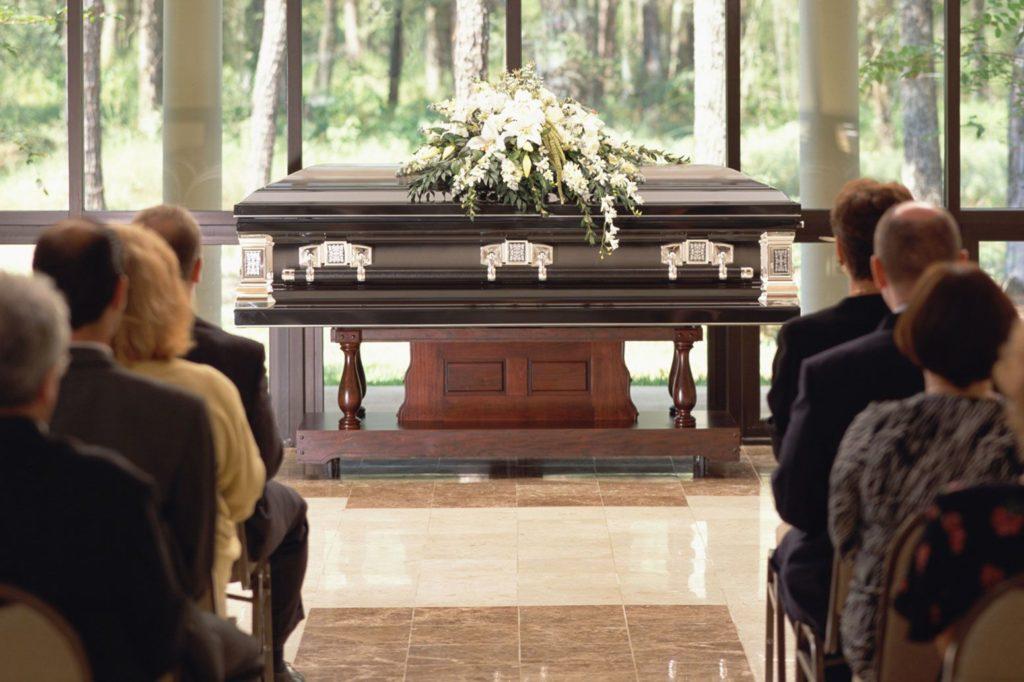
[
  {"x1": 0, "y1": 271, "x2": 186, "y2": 680},
  {"x1": 771, "y1": 202, "x2": 966, "y2": 637},
  {"x1": 136, "y1": 204, "x2": 309, "y2": 682},
  {"x1": 767, "y1": 179, "x2": 911, "y2": 454},
  {"x1": 34, "y1": 219, "x2": 217, "y2": 601},
  {"x1": 32, "y1": 219, "x2": 264, "y2": 681}
]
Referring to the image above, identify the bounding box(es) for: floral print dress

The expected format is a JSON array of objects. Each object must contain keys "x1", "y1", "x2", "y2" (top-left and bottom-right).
[
  {"x1": 828, "y1": 394, "x2": 1022, "y2": 681},
  {"x1": 894, "y1": 483, "x2": 1024, "y2": 641}
]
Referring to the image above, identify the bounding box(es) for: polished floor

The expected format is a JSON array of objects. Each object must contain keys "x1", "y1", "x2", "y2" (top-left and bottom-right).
[{"x1": 232, "y1": 444, "x2": 784, "y2": 681}]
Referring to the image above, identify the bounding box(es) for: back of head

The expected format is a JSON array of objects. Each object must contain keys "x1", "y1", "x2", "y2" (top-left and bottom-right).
[
  {"x1": 32, "y1": 219, "x2": 123, "y2": 330},
  {"x1": 0, "y1": 274, "x2": 70, "y2": 409},
  {"x1": 875, "y1": 202, "x2": 962, "y2": 288},
  {"x1": 831, "y1": 178, "x2": 913, "y2": 281},
  {"x1": 133, "y1": 205, "x2": 201, "y2": 280},
  {"x1": 109, "y1": 224, "x2": 193, "y2": 363},
  {"x1": 896, "y1": 263, "x2": 1017, "y2": 388}
]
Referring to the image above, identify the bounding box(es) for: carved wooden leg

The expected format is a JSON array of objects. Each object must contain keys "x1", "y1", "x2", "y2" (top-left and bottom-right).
[
  {"x1": 332, "y1": 329, "x2": 363, "y2": 430},
  {"x1": 668, "y1": 347, "x2": 680, "y2": 417},
  {"x1": 355, "y1": 345, "x2": 367, "y2": 418},
  {"x1": 670, "y1": 327, "x2": 703, "y2": 428}
]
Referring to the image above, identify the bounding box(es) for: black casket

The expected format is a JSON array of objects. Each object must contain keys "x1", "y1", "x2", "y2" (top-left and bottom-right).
[{"x1": 233, "y1": 164, "x2": 800, "y2": 328}]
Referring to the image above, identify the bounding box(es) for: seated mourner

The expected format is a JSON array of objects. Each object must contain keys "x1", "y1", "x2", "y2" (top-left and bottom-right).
[
  {"x1": 767, "y1": 178, "x2": 910, "y2": 455},
  {"x1": 108, "y1": 222, "x2": 266, "y2": 616},
  {"x1": 829, "y1": 263, "x2": 1023, "y2": 680},
  {"x1": 136, "y1": 204, "x2": 309, "y2": 682},
  {"x1": 0, "y1": 272, "x2": 186, "y2": 680},
  {"x1": 34, "y1": 218, "x2": 217, "y2": 602},
  {"x1": 771, "y1": 202, "x2": 963, "y2": 636}
]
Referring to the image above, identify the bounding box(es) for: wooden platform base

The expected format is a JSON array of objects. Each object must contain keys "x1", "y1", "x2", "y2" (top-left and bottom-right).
[{"x1": 296, "y1": 410, "x2": 740, "y2": 473}]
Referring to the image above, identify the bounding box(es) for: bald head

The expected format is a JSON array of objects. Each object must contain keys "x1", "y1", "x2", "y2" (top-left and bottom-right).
[
  {"x1": 33, "y1": 219, "x2": 125, "y2": 330},
  {"x1": 873, "y1": 202, "x2": 962, "y2": 303}
]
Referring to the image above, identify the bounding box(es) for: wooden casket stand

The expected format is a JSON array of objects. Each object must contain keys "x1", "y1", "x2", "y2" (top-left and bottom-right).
[{"x1": 298, "y1": 325, "x2": 737, "y2": 478}]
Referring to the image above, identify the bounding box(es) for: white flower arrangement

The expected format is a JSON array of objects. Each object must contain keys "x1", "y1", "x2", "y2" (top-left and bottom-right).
[{"x1": 399, "y1": 66, "x2": 686, "y2": 257}]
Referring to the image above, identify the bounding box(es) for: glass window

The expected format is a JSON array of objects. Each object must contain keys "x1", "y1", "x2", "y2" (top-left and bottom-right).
[
  {"x1": 0, "y1": 246, "x2": 36, "y2": 275},
  {"x1": 960, "y1": 4, "x2": 1023, "y2": 207},
  {"x1": 521, "y1": 0, "x2": 725, "y2": 164},
  {"x1": 83, "y1": 0, "x2": 284, "y2": 210},
  {"x1": 0, "y1": 4, "x2": 68, "y2": 209},
  {"x1": 743, "y1": 0, "x2": 945, "y2": 205},
  {"x1": 980, "y1": 241, "x2": 1024, "y2": 308},
  {"x1": 302, "y1": 0, "x2": 506, "y2": 166}
]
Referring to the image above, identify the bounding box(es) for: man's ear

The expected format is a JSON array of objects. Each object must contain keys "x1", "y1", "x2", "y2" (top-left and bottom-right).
[
  {"x1": 190, "y1": 257, "x2": 203, "y2": 285},
  {"x1": 834, "y1": 240, "x2": 846, "y2": 268},
  {"x1": 871, "y1": 254, "x2": 888, "y2": 290},
  {"x1": 958, "y1": 248, "x2": 970, "y2": 263},
  {"x1": 111, "y1": 274, "x2": 128, "y2": 313}
]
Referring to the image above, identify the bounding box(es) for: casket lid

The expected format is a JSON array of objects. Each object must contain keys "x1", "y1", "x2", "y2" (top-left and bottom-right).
[{"x1": 234, "y1": 163, "x2": 799, "y2": 220}]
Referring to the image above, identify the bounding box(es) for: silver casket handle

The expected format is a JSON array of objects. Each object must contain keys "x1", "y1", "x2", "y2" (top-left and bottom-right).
[
  {"x1": 480, "y1": 240, "x2": 554, "y2": 282},
  {"x1": 288, "y1": 240, "x2": 373, "y2": 283},
  {"x1": 660, "y1": 240, "x2": 735, "y2": 281}
]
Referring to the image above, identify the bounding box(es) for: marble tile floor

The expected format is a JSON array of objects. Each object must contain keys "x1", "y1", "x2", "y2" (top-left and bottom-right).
[{"x1": 229, "y1": 446, "x2": 792, "y2": 681}]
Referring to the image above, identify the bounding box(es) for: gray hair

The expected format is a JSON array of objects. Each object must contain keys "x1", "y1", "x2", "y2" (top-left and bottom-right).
[{"x1": 0, "y1": 273, "x2": 70, "y2": 408}]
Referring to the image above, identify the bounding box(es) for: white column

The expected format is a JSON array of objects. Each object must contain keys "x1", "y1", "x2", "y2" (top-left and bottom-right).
[
  {"x1": 798, "y1": 0, "x2": 859, "y2": 313},
  {"x1": 163, "y1": 0, "x2": 223, "y2": 323}
]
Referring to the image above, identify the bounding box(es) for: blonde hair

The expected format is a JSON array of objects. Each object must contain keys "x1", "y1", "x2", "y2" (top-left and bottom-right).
[
  {"x1": 110, "y1": 223, "x2": 193, "y2": 362},
  {"x1": 994, "y1": 320, "x2": 1024, "y2": 444}
]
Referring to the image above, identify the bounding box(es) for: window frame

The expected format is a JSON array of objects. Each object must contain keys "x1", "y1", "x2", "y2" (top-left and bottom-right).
[{"x1": 0, "y1": 1, "x2": 991, "y2": 441}]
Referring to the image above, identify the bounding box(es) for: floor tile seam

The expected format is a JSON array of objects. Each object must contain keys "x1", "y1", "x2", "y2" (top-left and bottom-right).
[
  {"x1": 401, "y1": 605, "x2": 416, "y2": 682},
  {"x1": 620, "y1": 603, "x2": 642, "y2": 682}
]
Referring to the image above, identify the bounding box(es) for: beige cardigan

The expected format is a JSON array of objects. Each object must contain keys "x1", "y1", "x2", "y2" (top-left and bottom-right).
[{"x1": 128, "y1": 358, "x2": 265, "y2": 611}]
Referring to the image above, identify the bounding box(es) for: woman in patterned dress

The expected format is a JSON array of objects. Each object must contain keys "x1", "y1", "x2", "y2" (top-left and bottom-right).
[{"x1": 828, "y1": 263, "x2": 1023, "y2": 680}]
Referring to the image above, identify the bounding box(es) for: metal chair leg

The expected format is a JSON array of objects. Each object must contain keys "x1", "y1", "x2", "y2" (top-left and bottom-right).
[{"x1": 767, "y1": 561, "x2": 776, "y2": 682}]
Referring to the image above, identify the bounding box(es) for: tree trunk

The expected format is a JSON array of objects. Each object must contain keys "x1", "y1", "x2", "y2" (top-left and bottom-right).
[
  {"x1": 425, "y1": 1, "x2": 442, "y2": 96},
  {"x1": 537, "y1": 0, "x2": 583, "y2": 97},
  {"x1": 1004, "y1": 38, "x2": 1024, "y2": 299},
  {"x1": 771, "y1": 0, "x2": 794, "y2": 103},
  {"x1": 387, "y1": 0, "x2": 404, "y2": 109},
  {"x1": 453, "y1": 0, "x2": 488, "y2": 100},
  {"x1": 249, "y1": 0, "x2": 287, "y2": 190},
  {"x1": 641, "y1": 0, "x2": 662, "y2": 82},
  {"x1": 137, "y1": 0, "x2": 161, "y2": 133},
  {"x1": 694, "y1": 0, "x2": 726, "y2": 164},
  {"x1": 315, "y1": 0, "x2": 338, "y2": 95},
  {"x1": 101, "y1": 0, "x2": 117, "y2": 68},
  {"x1": 595, "y1": 0, "x2": 618, "y2": 100},
  {"x1": 343, "y1": 0, "x2": 362, "y2": 60},
  {"x1": 84, "y1": 0, "x2": 106, "y2": 210},
  {"x1": 899, "y1": 0, "x2": 942, "y2": 203}
]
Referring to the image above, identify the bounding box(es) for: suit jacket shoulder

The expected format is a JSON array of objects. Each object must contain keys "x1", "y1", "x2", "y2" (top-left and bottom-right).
[
  {"x1": 767, "y1": 295, "x2": 889, "y2": 456},
  {"x1": 187, "y1": 318, "x2": 283, "y2": 478}
]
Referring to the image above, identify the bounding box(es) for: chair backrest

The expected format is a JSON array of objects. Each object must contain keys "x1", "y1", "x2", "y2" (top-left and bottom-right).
[
  {"x1": 943, "y1": 575, "x2": 1024, "y2": 682},
  {"x1": 876, "y1": 513, "x2": 943, "y2": 682},
  {"x1": 825, "y1": 552, "x2": 854, "y2": 656},
  {"x1": 0, "y1": 584, "x2": 91, "y2": 682}
]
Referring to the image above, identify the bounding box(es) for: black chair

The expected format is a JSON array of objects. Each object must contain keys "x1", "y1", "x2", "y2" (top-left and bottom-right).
[{"x1": 225, "y1": 524, "x2": 274, "y2": 682}]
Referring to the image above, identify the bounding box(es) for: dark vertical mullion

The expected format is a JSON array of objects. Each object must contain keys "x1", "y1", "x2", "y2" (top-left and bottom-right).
[
  {"x1": 67, "y1": 0, "x2": 84, "y2": 216},
  {"x1": 725, "y1": 0, "x2": 741, "y2": 171},
  {"x1": 506, "y1": 0, "x2": 522, "y2": 71},
  {"x1": 945, "y1": 0, "x2": 961, "y2": 219},
  {"x1": 286, "y1": 0, "x2": 302, "y2": 174}
]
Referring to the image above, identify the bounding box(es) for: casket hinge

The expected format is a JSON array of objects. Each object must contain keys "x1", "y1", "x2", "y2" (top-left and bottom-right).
[
  {"x1": 480, "y1": 240, "x2": 554, "y2": 282},
  {"x1": 293, "y1": 240, "x2": 374, "y2": 283},
  {"x1": 660, "y1": 240, "x2": 735, "y2": 281}
]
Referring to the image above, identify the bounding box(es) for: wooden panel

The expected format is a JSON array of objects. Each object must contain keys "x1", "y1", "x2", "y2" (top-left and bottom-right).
[
  {"x1": 445, "y1": 361, "x2": 505, "y2": 394},
  {"x1": 397, "y1": 337, "x2": 637, "y2": 426},
  {"x1": 296, "y1": 411, "x2": 740, "y2": 462},
  {"x1": 529, "y1": 361, "x2": 589, "y2": 393}
]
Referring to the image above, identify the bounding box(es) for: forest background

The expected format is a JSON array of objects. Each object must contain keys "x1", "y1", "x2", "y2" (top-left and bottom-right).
[{"x1": 2, "y1": 0, "x2": 1023, "y2": 391}]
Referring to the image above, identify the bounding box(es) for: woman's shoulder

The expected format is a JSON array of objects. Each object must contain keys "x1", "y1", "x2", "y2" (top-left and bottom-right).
[{"x1": 149, "y1": 359, "x2": 241, "y2": 407}]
